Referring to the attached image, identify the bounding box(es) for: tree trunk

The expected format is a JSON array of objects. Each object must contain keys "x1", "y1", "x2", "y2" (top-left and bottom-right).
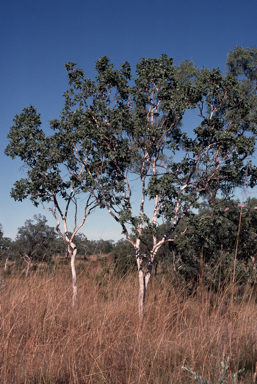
[
  {"x1": 138, "y1": 269, "x2": 145, "y2": 323},
  {"x1": 137, "y1": 250, "x2": 155, "y2": 322},
  {"x1": 145, "y1": 253, "x2": 154, "y2": 289},
  {"x1": 69, "y1": 244, "x2": 77, "y2": 308},
  {"x1": 136, "y1": 247, "x2": 145, "y2": 323},
  {"x1": 4, "y1": 256, "x2": 9, "y2": 272},
  {"x1": 26, "y1": 259, "x2": 32, "y2": 277}
]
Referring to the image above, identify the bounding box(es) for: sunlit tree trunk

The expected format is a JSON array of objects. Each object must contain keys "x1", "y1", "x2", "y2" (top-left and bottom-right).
[
  {"x1": 4, "y1": 256, "x2": 9, "y2": 272},
  {"x1": 68, "y1": 243, "x2": 77, "y2": 307},
  {"x1": 136, "y1": 247, "x2": 145, "y2": 323}
]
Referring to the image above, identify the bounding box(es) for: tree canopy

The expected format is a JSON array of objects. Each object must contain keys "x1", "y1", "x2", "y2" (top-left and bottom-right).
[
  {"x1": 5, "y1": 46, "x2": 257, "y2": 319},
  {"x1": 11, "y1": 214, "x2": 56, "y2": 275}
]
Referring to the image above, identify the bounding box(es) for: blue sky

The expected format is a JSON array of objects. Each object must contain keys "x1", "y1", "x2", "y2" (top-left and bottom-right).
[{"x1": 1, "y1": 0, "x2": 257, "y2": 241}]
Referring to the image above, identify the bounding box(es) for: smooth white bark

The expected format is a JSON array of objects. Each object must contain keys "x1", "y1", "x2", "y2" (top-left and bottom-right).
[
  {"x1": 69, "y1": 244, "x2": 77, "y2": 308},
  {"x1": 136, "y1": 247, "x2": 145, "y2": 323},
  {"x1": 145, "y1": 255, "x2": 154, "y2": 291},
  {"x1": 138, "y1": 269, "x2": 145, "y2": 323},
  {"x1": 4, "y1": 256, "x2": 9, "y2": 272}
]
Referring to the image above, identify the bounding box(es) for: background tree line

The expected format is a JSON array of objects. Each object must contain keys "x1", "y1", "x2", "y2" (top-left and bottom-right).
[
  {"x1": 2, "y1": 195, "x2": 257, "y2": 289},
  {"x1": 0, "y1": 215, "x2": 114, "y2": 275}
]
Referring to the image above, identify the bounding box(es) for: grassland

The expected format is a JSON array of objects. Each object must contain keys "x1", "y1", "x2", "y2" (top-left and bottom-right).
[{"x1": 1, "y1": 257, "x2": 257, "y2": 383}]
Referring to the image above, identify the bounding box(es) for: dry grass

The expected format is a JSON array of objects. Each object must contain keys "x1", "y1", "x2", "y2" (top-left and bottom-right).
[{"x1": 1, "y1": 265, "x2": 257, "y2": 383}]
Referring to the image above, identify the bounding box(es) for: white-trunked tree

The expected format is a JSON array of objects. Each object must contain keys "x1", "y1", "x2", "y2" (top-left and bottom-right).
[
  {"x1": 6, "y1": 47, "x2": 257, "y2": 319},
  {"x1": 5, "y1": 58, "x2": 133, "y2": 306},
  {"x1": 5, "y1": 107, "x2": 100, "y2": 306},
  {"x1": 57, "y1": 49, "x2": 257, "y2": 321}
]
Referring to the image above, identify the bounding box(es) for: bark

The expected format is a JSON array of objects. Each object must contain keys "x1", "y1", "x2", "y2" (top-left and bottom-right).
[
  {"x1": 68, "y1": 243, "x2": 77, "y2": 308},
  {"x1": 136, "y1": 247, "x2": 145, "y2": 323},
  {"x1": 138, "y1": 269, "x2": 145, "y2": 323},
  {"x1": 145, "y1": 255, "x2": 154, "y2": 290},
  {"x1": 26, "y1": 258, "x2": 32, "y2": 277},
  {"x1": 4, "y1": 256, "x2": 9, "y2": 272},
  {"x1": 60, "y1": 214, "x2": 79, "y2": 308}
]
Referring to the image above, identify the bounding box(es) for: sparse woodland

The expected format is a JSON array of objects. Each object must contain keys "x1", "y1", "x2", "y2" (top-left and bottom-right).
[{"x1": 2, "y1": 46, "x2": 257, "y2": 383}]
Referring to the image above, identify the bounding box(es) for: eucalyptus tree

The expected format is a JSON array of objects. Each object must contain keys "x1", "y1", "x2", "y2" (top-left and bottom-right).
[
  {"x1": 6, "y1": 47, "x2": 257, "y2": 319},
  {"x1": 60, "y1": 48, "x2": 257, "y2": 320},
  {"x1": 5, "y1": 107, "x2": 99, "y2": 305}
]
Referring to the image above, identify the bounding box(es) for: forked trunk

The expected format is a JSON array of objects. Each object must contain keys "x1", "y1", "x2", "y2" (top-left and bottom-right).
[
  {"x1": 137, "y1": 251, "x2": 155, "y2": 323},
  {"x1": 26, "y1": 258, "x2": 32, "y2": 277}
]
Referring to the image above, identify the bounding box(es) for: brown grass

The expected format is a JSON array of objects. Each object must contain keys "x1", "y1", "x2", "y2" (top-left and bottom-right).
[{"x1": 1, "y1": 265, "x2": 257, "y2": 383}]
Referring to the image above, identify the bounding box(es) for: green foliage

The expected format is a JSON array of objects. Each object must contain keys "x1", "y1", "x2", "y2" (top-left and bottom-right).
[
  {"x1": 168, "y1": 198, "x2": 257, "y2": 288},
  {"x1": 11, "y1": 214, "x2": 57, "y2": 265},
  {"x1": 5, "y1": 107, "x2": 72, "y2": 207},
  {"x1": 111, "y1": 239, "x2": 137, "y2": 276},
  {"x1": 65, "y1": 233, "x2": 115, "y2": 258},
  {"x1": 5, "y1": 47, "x2": 257, "y2": 284},
  {"x1": 0, "y1": 224, "x2": 12, "y2": 262}
]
